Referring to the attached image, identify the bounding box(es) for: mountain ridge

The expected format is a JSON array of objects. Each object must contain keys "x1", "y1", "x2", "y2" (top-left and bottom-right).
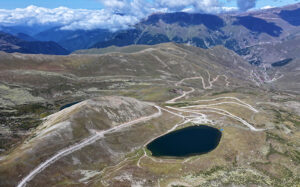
[
  {"x1": 1, "y1": 3, "x2": 300, "y2": 60},
  {"x1": 90, "y1": 3, "x2": 300, "y2": 66},
  {"x1": 0, "y1": 31, "x2": 69, "y2": 55}
]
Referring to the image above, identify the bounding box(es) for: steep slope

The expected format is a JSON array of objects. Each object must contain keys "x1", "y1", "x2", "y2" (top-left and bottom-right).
[
  {"x1": 0, "y1": 32, "x2": 69, "y2": 55},
  {"x1": 239, "y1": 35, "x2": 300, "y2": 64},
  {"x1": 14, "y1": 33, "x2": 37, "y2": 42},
  {"x1": 92, "y1": 3, "x2": 300, "y2": 66},
  {"x1": 0, "y1": 96, "x2": 161, "y2": 186},
  {"x1": 34, "y1": 28, "x2": 113, "y2": 51}
]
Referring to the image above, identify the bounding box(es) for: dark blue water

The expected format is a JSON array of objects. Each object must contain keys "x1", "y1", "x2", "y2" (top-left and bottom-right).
[
  {"x1": 147, "y1": 125, "x2": 222, "y2": 157},
  {"x1": 60, "y1": 101, "x2": 80, "y2": 111}
]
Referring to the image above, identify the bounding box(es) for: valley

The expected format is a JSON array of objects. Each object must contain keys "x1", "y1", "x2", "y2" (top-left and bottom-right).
[
  {"x1": 0, "y1": 1, "x2": 300, "y2": 187},
  {"x1": 0, "y1": 43, "x2": 299, "y2": 186}
]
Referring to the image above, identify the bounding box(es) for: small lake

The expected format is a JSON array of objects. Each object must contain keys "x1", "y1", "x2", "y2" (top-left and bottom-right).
[
  {"x1": 147, "y1": 125, "x2": 222, "y2": 157},
  {"x1": 60, "y1": 101, "x2": 81, "y2": 111}
]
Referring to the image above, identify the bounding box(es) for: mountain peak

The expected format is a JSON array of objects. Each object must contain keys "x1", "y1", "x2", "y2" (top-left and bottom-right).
[{"x1": 142, "y1": 12, "x2": 225, "y2": 30}]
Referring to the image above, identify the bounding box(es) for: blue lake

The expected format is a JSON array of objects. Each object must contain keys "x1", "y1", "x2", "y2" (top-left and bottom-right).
[
  {"x1": 147, "y1": 125, "x2": 222, "y2": 157},
  {"x1": 60, "y1": 101, "x2": 80, "y2": 111}
]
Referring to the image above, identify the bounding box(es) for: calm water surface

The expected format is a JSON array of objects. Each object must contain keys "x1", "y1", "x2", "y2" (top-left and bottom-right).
[
  {"x1": 60, "y1": 101, "x2": 80, "y2": 111},
  {"x1": 147, "y1": 125, "x2": 222, "y2": 157}
]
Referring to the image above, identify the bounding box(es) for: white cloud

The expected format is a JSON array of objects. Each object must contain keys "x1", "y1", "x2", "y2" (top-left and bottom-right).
[
  {"x1": 221, "y1": 6, "x2": 238, "y2": 12},
  {"x1": 0, "y1": 0, "x2": 259, "y2": 31},
  {"x1": 261, "y1": 5, "x2": 274, "y2": 10},
  {"x1": 152, "y1": 0, "x2": 236, "y2": 13},
  {"x1": 0, "y1": 5, "x2": 140, "y2": 31}
]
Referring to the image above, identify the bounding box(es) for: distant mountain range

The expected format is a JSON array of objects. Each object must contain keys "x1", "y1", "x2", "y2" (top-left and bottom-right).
[
  {"x1": 91, "y1": 3, "x2": 300, "y2": 65},
  {"x1": 0, "y1": 32, "x2": 69, "y2": 55},
  {"x1": 1, "y1": 3, "x2": 300, "y2": 62},
  {"x1": 15, "y1": 33, "x2": 37, "y2": 42},
  {"x1": 34, "y1": 28, "x2": 113, "y2": 52}
]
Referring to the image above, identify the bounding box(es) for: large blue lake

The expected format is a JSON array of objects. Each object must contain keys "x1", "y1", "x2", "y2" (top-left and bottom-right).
[{"x1": 147, "y1": 125, "x2": 222, "y2": 157}]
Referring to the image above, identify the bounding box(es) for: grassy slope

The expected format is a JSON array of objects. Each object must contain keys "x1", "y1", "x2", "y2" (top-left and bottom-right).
[{"x1": 0, "y1": 43, "x2": 299, "y2": 186}]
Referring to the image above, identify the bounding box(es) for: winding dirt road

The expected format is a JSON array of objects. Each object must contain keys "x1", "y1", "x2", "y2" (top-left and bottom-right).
[
  {"x1": 132, "y1": 73, "x2": 264, "y2": 178},
  {"x1": 17, "y1": 106, "x2": 162, "y2": 187},
  {"x1": 18, "y1": 71, "x2": 264, "y2": 186},
  {"x1": 164, "y1": 74, "x2": 263, "y2": 131}
]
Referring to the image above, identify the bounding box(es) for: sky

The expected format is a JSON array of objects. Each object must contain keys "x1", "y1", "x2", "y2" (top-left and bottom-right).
[
  {"x1": 0, "y1": 0, "x2": 299, "y2": 31},
  {"x1": 0, "y1": 0, "x2": 298, "y2": 9},
  {"x1": 0, "y1": 0, "x2": 104, "y2": 10}
]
